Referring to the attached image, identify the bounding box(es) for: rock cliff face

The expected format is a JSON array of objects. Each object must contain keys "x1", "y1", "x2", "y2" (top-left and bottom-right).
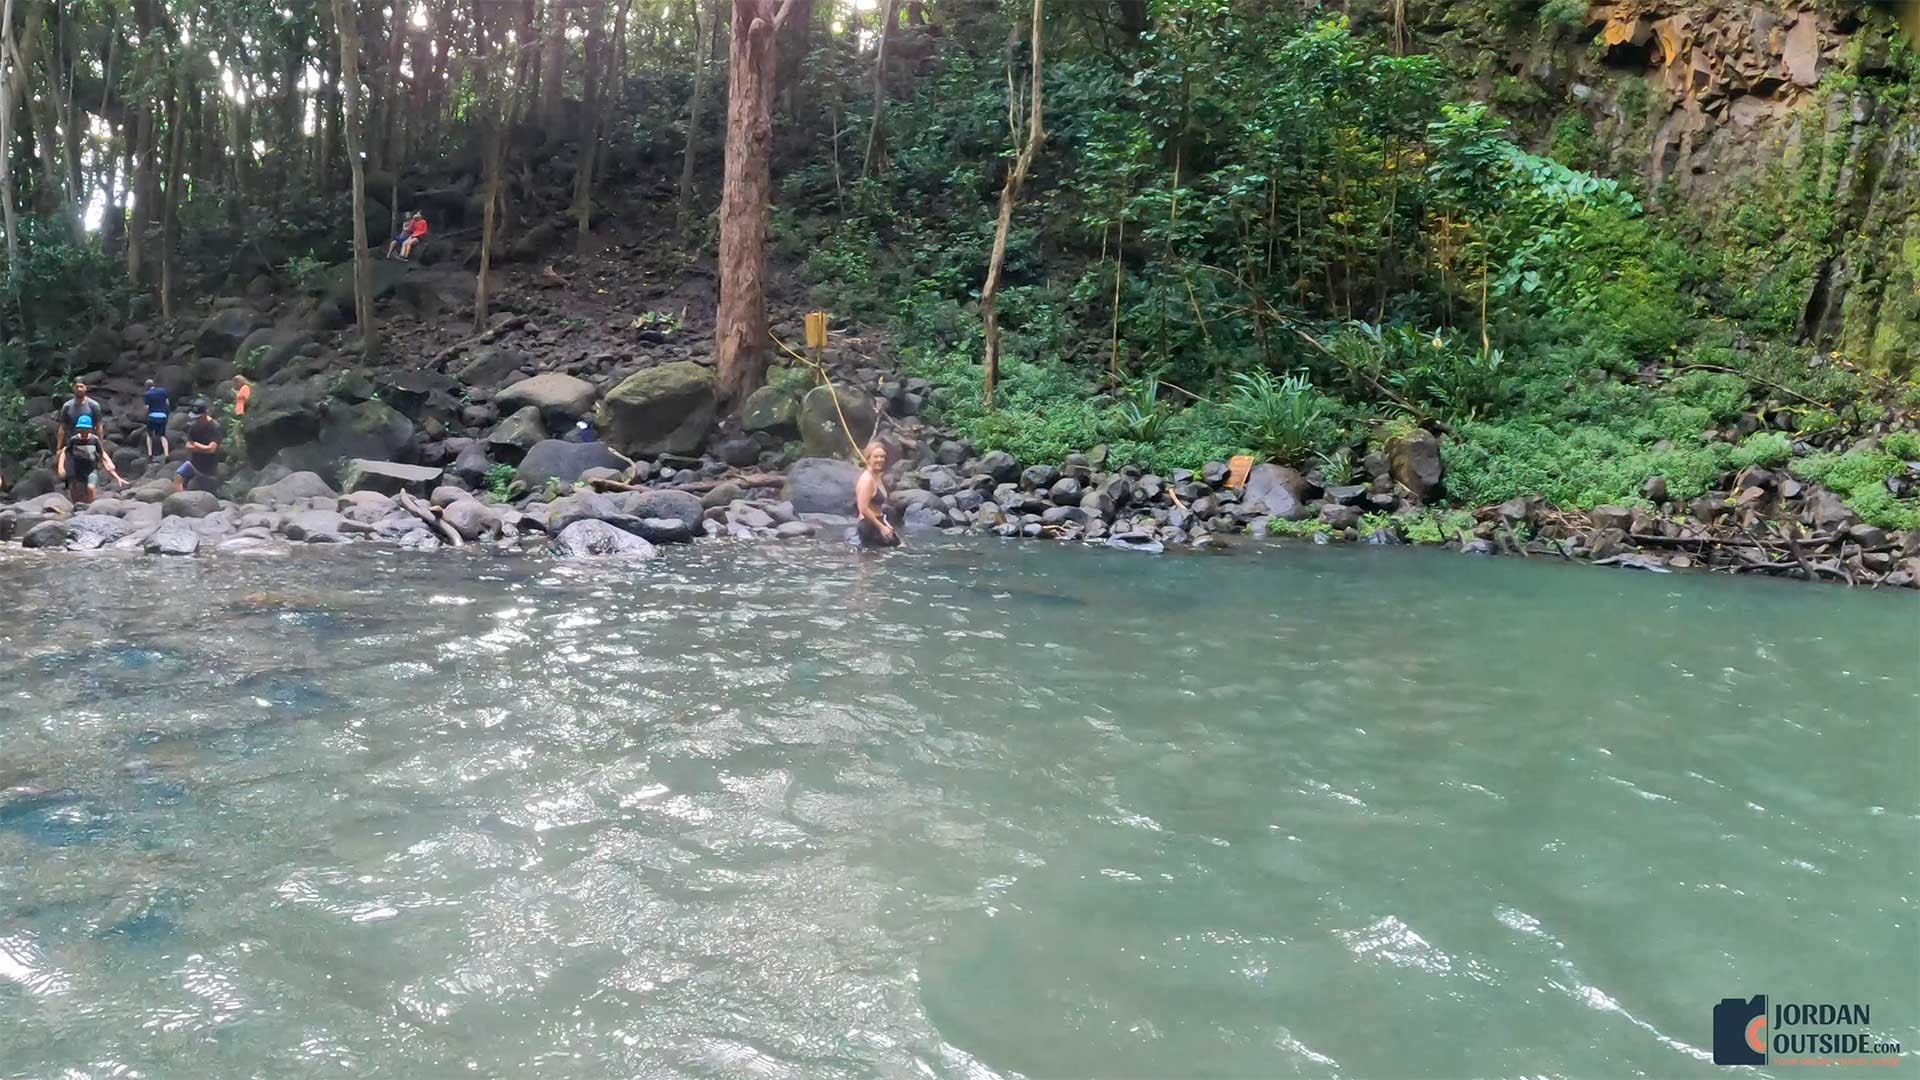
[{"x1": 1338, "y1": 0, "x2": 1917, "y2": 369}]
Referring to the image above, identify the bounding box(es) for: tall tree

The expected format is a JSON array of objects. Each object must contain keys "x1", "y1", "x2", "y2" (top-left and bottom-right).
[
  {"x1": 675, "y1": 0, "x2": 717, "y2": 237},
  {"x1": 978, "y1": 0, "x2": 1045, "y2": 405},
  {"x1": 332, "y1": 0, "x2": 376, "y2": 354},
  {"x1": 862, "y1": 0, "x2": 900, "y2": 180},
  {"x1": 125, "y1": 0, "x2": 157, "y2": 286},
  {"x1": 0, "y1": 0, "x2": 20, "y2": 277},
  {"x1": 158, "y1": 61, "x2": 186, "y2": 316},
  {"x1": 716, "y1": 0, "x2": 800, "y2": 408}
]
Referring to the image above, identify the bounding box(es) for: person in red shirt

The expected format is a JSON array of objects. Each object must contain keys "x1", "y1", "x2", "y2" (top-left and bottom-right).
[{"x1": 399, "y1": 213, "x2": 428, "y2": 260}]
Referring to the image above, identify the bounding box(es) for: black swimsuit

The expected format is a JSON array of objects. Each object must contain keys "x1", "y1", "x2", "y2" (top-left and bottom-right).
[{"x1": 856, "y1": 475, "x2": 899, "y2": 548}]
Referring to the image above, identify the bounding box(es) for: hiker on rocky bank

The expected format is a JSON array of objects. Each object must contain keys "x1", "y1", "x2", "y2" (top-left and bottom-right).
[
  {"x1": 386, "y1": 212, "x2": 417, "y2": 259},
  {"x1": 387, "y1": 211, "x2": 428, "y2": 260},
  {"x1": 57, "y1": 413, "x2": 123, "y2": 505},
  {"x1": 854, "y1": 440, "x2": 900, "y2": 549},
  {"x1": 54, "y1": 380, "x2": 103, "y2": 462},
  {"x1": 174, "y1": 402, "x2": 223, "y2": 494},
  {"x1": 143, "y1": 379, "x2": 171, "y2": 459},
  {"x1": 232, "y1": 373, "x2": 252, "y2": 416}
]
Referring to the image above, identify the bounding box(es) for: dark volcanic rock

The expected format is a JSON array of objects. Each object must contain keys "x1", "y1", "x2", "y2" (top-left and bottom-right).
[
  {"x1": 624, "y1": 489, "x2": 705, "y2": 530},
  {"x1": 144, "y1": 516, "x2": 200, "y2": 556},
  {"x1": 22, "y1": 519, "x2": 71, "y2": 548},
  {"x1": 784, "y1": 458, "x2": 863, "y2": 516},
  {"x1": 1387, "y1": 430, "x2": 1444, "y2": 502},
  {"x1": 798, "y1": 385, "x2": 877, "y2": 459},
  {"x1": 1240, "y1": 464, "x2": 1312, "y2": 521},
  {"x1": 550, "y1": 519, "x2": 657, "y2": 558},
  {"x1": 980, "y1": 450, "x2": 1019, "y2": 484},
  {"x1": 342, "y1": 459, "x2": 444, "y2": 496},
  {"x1": 597, "y1": 362, "x2": 717, "y2": 456},
  {"x1": 516, "y1": 439, "x2": 627, "y2": 489},
  {"x1": 162, "y1": 490, "x2": 221, "y2": 518},
  {"x1": 487, "y1": 406, "x2": 548, "y2": 461},
  {"x1": 248, "y1": 471, "x2": 337, "y2": 505}
]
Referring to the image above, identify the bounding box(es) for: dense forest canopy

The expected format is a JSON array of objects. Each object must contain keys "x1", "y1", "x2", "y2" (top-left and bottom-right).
[{"x1": 0, "y1": 0, "x2": 1915, "y2": 527}]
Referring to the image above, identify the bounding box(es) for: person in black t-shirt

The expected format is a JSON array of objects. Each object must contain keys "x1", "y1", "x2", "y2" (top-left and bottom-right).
[
  {"x1": 174, "y1": 403, "x2": 223, "y2": 494},
  {"x1": 55, "y1": 380, "x2": 104, "y2": 459}
]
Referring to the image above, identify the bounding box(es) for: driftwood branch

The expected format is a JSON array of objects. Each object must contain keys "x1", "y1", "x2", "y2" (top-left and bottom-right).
[{"x1": 398, "y1": 491, "x2": 464, "y2": 547}]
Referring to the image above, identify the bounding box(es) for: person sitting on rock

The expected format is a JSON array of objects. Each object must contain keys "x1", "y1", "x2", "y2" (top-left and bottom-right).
[
  {"x1": 385, "y1": 212, "x2": 418, "y2": 259},
  {"x1": 58, "y1": 413, "x2": 123, "y2": 505},
  {"x1": 143, "y1": 378, "x2": 172, "y2": 459},
  {"x1": 174, "y1": 402, "x2": 223, "y2": 494},
  {"x1": 854, "y1": 439, "x2": 900, "y2": 549},
  {"x1": 398, "y1": 212, "x2": 428, "y2": 260}
]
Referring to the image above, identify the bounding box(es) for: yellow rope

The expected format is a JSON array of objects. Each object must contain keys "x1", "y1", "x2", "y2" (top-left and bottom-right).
[{"x1": 770, "y1": 328, "x2": 868, "y2": 464}]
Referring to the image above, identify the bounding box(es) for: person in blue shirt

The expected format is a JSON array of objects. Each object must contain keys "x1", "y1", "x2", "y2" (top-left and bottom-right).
[{"x1": 142, "y1": 379, "x2": 171, "y2": 459}]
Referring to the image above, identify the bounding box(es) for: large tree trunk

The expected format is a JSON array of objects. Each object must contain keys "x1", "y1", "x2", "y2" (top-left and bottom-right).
[
  {"x1": 676, "y1": 0, "x2": 718, "y2": 237},
  {"x1": 0, "y1": 0, "x2": 19, "y2": 277},
  {"x1": 126, "y1": 84, "x2": 157, "y2": 286},
  {"x1": 317, "y1": 5, "x2": 339, "y2": 190},
  {"x1": 539, "y1": 0, "x2": 566, "y2": 127},
  {"x1": 476, "y1": 124, "x2": 502, "y2": 330},
  {"x1": 978, "y1": 0, "x2": 1045, "y2": 406},
  {"x1": 332, "y1": 0, "x2": 376, "y2": 355},
  {"x1": 158, "y1": 66, "x2": 186, "y2": 318},
  {"x1": 862, "y1": 0, "x2": 899, "y2": 179},
  {"x1": 716, "y1": 0, "x2": 799, "y2": 409}
]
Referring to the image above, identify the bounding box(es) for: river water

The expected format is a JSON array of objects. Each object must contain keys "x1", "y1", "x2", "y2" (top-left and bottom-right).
[{"x1": 0, "y1": 540, "x2": 1914, "y2": 1078}]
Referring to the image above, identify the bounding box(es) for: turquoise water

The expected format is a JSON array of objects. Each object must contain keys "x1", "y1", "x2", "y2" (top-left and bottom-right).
[{"x1": 0, "y1": 541, "x2": 1914, "y2": 1078}]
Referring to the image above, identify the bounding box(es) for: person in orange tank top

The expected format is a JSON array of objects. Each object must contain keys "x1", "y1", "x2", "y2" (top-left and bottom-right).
[
  {"x1": 233, "y1": 374, "x2": 252, "y2": 416},
  {"x1": 400, "y1": 213, "x2": 428, "y2": 259}
]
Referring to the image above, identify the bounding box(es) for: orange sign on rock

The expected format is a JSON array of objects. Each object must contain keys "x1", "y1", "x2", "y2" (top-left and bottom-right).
[{"x1": 1228, "y1": 455, "x2": 1254, "y2": 489}]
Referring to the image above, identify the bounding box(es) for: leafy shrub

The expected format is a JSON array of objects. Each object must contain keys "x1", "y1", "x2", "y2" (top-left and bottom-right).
[
  {"x1": 1113, "y1": 376, "x2": 1171, "y2": 442},
  {"x1": 486, "y1": 464, "x2": 517, "y2": 501},
  {"x1": 1730, "y1": 431, "x2": 1793, "y2": 469},
  {"x1": 1792, "y1": 449, "x2": 1918, "y2": 530},
  {"x1": 1881, "y1": 431, "x2": 1920, "y2": 461},
  {"x1": 1224, "y1": 370, "x2": 1344, "y2": 465}
]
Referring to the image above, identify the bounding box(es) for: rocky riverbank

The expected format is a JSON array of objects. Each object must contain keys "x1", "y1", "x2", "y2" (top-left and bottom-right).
[{"x1": 2, "y1": 245, "x2": 1915, "y2": 585}]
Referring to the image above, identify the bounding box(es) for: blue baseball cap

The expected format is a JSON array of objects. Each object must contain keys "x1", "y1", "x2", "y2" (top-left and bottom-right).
[{"x1": 75, "y1": 414, "x2": 94, "y2": 430}]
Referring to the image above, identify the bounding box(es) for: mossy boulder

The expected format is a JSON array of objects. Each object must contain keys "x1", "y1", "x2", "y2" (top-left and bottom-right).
[
  {"x1": 742, "y1": 383, "x2": 803, "y2": 437},
  {"x1": 596, "y1": 361, "x2": 717, "y2": 456},
  {"x1": 799, "y1": 384, "x2": 876, "y2": 459}
]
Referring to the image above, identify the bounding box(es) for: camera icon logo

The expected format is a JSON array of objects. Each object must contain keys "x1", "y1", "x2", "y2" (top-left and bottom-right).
[{"x1": 1714, "y1": 995, "x2": 1768, "y2": 1065}]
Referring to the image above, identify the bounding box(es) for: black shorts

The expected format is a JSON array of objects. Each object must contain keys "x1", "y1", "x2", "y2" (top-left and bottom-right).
[
  {"x1": 147, "y1": 415, "x2": 169, "y2": 438},
  {"x1": 856, "y1": 518, "x2": 900, "y2": 548}
]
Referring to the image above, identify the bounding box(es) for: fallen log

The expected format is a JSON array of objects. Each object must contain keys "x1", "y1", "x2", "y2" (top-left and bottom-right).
[{"x1": 398, "y1": 491, "x2": 464, "y2": 547}]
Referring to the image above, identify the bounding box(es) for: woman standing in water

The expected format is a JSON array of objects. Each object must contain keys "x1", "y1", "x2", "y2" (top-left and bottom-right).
[{"x1": 854, "y1": 440, "x2": 900, "y2": 548}]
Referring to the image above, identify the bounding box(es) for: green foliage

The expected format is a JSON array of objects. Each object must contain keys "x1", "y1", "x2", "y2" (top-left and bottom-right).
[
  {"x1": 283, "y1": 255, "x2": 327, "y2": 288},
  {"x1": 0, "y1": 348, "x2": 38, "y2": 462},
  {"x1": 1316, "y1": 447, "x2": 1355, "y2": 486},
  {"x1": 1267, "y1": 516, "x2": 1327, "y2": 538},
  {"x1": 1538, "y1": 0, "x2": 1589, "y2": 31},
  {"x1": 0, "y1": 219, "x2": 127, "y2": 372},
  {"x1": 1223, "y1": 370, "x2": 1345, "y2": 466},
  {"x1": 1442, "y1": 418, "x2": 1733, "y2": 509},
  {"x1": 1792, "y1": 449, "x2": 1919, "y2": 530},
  {"x1": 1114, "y1": 376, "x2": 1172, "y2": 442},
  {"x1": 1883, "y1": 431, "x2": 1920, "y2": 461},
  {"x1": 485, "y1": 464, "x2": 517, "y2": 501},
  {"x1": 1730, "y1": 431, "x2": 1793, "y2": 469},
  {"x1": 1547, "y1": 113, "x2": 1600, "y2": 171}
]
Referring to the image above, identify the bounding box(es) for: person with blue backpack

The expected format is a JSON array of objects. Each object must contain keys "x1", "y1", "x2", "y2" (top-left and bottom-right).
[{"x1": 143, "y1": 378, "x2": 172, "y2": 459}]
